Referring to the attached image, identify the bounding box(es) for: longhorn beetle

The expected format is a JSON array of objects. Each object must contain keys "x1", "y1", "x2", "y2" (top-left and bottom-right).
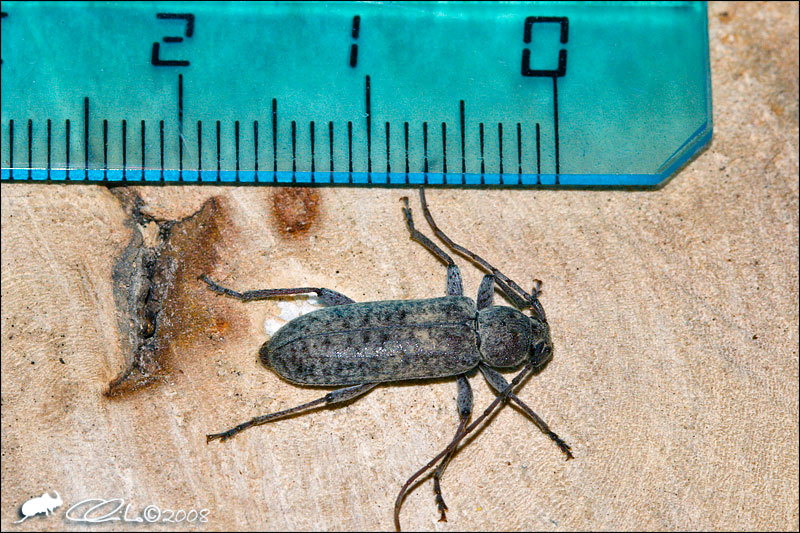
[{"x1": 202, "y1": 188, "x2": 573, "y2": 531}]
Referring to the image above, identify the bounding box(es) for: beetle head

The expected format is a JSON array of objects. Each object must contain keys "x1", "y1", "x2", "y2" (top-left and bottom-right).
[
  {"x1": 526, "y1": 286, "x2": 552, "y2": 369},
  {"x1": 528, "y1": 315, "x2": 553, "y2": 369}
]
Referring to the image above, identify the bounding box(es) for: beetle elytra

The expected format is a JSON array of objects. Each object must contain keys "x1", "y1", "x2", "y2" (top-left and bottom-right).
[{"x1": 202, "y1": 188, "x2": 572, "y2": 531}]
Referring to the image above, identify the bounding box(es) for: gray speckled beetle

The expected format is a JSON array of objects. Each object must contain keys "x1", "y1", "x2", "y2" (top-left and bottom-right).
[{"x1": 203, "y1": 188, "x2": 572, "y2": 531}]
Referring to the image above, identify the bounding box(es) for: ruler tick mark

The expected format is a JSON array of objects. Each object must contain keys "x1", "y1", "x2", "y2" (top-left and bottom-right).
[
  {"x1": 47, "y1": 119, "x2": 52, "y2": 179},
  {"x1": 65, "y1": 119, "x2": 70, "y2": 174},
  {"x1": 197, "y1": 121, "x2": 202, "y2": 172},
  {"x1": 366, "y1": 75, "x2": 372, "y2": 180},
  {"x1": 441, "y1": 122, "x2": 447, "y2": 175},
  {"x1": 310, "y1": 121, "x2": 316, "y2": 180},
  {"x1": 102, "y1": 119, "x2": 107, "y2": 180},
  {"x1": 498, "y1": 123, "x2": 503, "y2": 176},
  {"x1": 291, "y1": 120, "x2": 297, "y2": 182},
  {"x1": 141, "y1": 120, "x2": 146, "y2": 180},
  {"x1": 121, "y1": 120, "x2": 129, "y2": 179},
  {"x1": 328, "y1": 121, "x2": 334, "y2": 179},
  {"x1": 517, "y1": 122, "x2": 523, "y2": 180},
  {"x1": 552, "y1": 77, "x2": 560, "y2": 183},
  {"x1": 479, "y1": 122, "x2": 485, "y2": 183},
  {"x1": 122, "y1": 119, "x2": 127, "y2": 180},
  {"x1": 347, "y1": 120, "x2": 353, "y2": 182},
  {"x1": 536, "y1": 123, "x2": 541, "y2": 184},
  {"x1": 272, "y1": 98, "x2": 278, "y2": 178},
  {"x1": 404, "y1": 121, "x2": 409, "y2": 182},
  {"x1": 178, "y1": 74, "x2": 183, "y2": 180},
  {"x1": 235, "y1": 120, "x2": 240, "y2": 180},
  {"x1": 84, "y1": 97, "x2": 89, "y2": 179},
  {"x1": 253, "y1": 121, "x2": 259, "y2": 174},
  {"x1": 459, "y1": 100, "x2": 466, "y2": 182},
  {"x1": 159, "y1": 120, "x2": 164, "y2": 181},
  {"x1": 216, "y1": 120, "x2": 221, "y2": 181},
  {"x1": 385, "y1": 122, "x2": 391, "y2": 177},
  {"x1": 423, "y1": 122, "x2": 428, "y2": 178},
  {"x1": 27, "y1": 119, "x2": 32, "y2": 180},
  {"x1": 6, "y1": 120, "x2": 13, "y2": 177}
]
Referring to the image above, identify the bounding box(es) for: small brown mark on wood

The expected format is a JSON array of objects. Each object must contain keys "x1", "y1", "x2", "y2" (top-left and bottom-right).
[{"x1": 269, "y1": 187, "x2": 320, "y2": 238}]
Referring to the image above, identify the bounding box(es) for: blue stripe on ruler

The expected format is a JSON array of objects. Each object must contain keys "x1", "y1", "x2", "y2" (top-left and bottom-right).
[{"x1": 0, "y1": 167, "x2": 662, "y2": 186}]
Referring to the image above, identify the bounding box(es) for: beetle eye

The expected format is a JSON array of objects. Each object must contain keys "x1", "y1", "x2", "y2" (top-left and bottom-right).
[
  {"x1": 540, "y1": 344, "x2": 549, "y2": 355},
  {"x1": 531, "y1": 341, "x2": 552, "y2": 365}
]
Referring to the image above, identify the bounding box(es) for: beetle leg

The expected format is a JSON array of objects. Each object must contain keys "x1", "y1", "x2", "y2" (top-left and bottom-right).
[
  {"x1": 207, "y1": 383, "x2": 378, "y2": 442},
  {"x1": 479, "y1": 364, "x2": 573, "y2": 459},
  {"x1": 415, "y1": 188, "x2": 541, "y2": 314},
  {"x1": 432, "y1": 374, "x2": 472, "y2": 522},
  {"x1": 395, "y1": 363, "x2": 535, "y2": 532},
  {"x1": 446, "y1": 265, "x2": 464, "y2": 297},
  {"x1": 401, "y1": 197, "x2": 456, "y2": 268},
  {"x1": 476, "y1": 274, "x2": 495, "y2": 310},
  {"x1": 200, "y1": 275, "x2": 356, "y2": 306},
  {"x1": 401, "y1": 197, "x2": 463, "y2": 296}
]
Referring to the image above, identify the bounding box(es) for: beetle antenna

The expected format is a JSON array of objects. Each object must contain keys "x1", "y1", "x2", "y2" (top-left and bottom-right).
[
  {"x1": 393, "y1": 362, "x2": 533, "y2": 531},
  {"x1": 417, "y1": 188, "x2": 542, "y2": 314}
]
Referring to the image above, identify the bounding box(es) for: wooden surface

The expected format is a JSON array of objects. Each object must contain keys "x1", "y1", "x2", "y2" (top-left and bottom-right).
[{"x1": 2, "y1": 2, "x2": 798, "y2": 530}]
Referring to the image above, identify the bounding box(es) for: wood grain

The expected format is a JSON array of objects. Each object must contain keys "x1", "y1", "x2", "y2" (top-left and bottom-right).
[{"x1": 2, "y1": 2, "x2": 798, "y2": 530}]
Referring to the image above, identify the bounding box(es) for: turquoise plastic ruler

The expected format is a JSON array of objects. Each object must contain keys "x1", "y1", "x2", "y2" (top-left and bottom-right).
[{"x1": 0, "y1": 1, "x2": 711, "y2": 186}]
